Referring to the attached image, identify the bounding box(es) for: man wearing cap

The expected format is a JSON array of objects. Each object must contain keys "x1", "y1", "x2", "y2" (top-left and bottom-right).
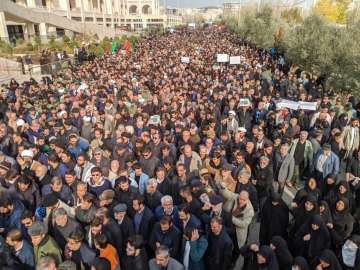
[
  {"x1": 314, "y1": 143, "x2": 340, "y2": 181},
  {"x1": 226, "y1": 110, "x2": 239, "y2": 136},
  {"x1": 113, "y1": 203, "x2": 135, "y2": 251},
  {"x1": 52, "y1": 207, "x2": 82, "y2": 250},
  {"x1": 28, "y1": 221, "x2": 62, "y2": 266},
  {"x1": 289, "y1": 130, "x2": 314, "y2": 187}
]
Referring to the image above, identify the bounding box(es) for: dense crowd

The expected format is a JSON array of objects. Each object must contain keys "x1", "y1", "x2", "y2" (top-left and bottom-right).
[{"x1": 0, "y1": 27, "x2": 359, "y2": 270}]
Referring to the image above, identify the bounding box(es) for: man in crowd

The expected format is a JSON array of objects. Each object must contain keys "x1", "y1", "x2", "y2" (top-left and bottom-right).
[{"x1": 0, "y1": 27, "x2": 357, "y2": 270}]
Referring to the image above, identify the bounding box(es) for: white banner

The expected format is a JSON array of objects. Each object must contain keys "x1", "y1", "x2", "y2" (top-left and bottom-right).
[
  {"x1": 229, "y1": 56, "x2": 241, "y2": 65},
  {"x1": 181, "y1": 57, "x2": 190, "y2": 64},
  {"x1": 277, "y1": 99, "x2": 299, "y2": 110},
  {"x1": 298, "y1": 101, "x2": 317, "y2": 111},
  {"x1": 217, "y1": 54, "x2": 229, "y2": 63}
]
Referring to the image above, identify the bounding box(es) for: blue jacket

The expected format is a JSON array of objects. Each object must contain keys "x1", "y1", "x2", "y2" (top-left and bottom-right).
[
  {"x1": 16, "y1": 240, "x2": 35, "y2": 269},
  {"x1": 67, "y1": 138, "x2": 89, "y2": 159},
  {"x1": 129, "y1": 171, "x2": 149, "y2": 194},
  {"x1": 314, "y1": 150, "x2": 340, "y2": 177},
  {"x1": 182, "y1": 236, "x2": 208, "y2": 270},
  {"x1": 3, "y1": 200, "x2": 25, "y2": 234}
]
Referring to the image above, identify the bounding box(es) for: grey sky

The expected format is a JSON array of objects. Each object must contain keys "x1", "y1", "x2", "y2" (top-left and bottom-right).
[{"x1": 160, "y1": 0, "x2": 224, "y2": 8}]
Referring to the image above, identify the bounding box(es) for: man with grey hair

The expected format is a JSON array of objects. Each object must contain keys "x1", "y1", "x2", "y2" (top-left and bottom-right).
[
  {"x1": 58, "y1": 260, "x2": 77, "y2": 270},
  {"x1": 28, "y1": 221, "x2": 62, "y2": 266},
  {"x1": 289, "y1": 130, "x2": 314, "y2": 187},
  {"x1": 36, "y1": 256, "x2": 57, "y2": 270},
  {"x1": 149, "y1": 245, "x2": 184, "y2": 270},
  {"x1": 52, "y1": 207, "x2": 82, "y2": 250},
  {"x1": 144, "y1": 178, "x2": 162, "y2": 211},
  {"x1": 155, "y1": 195, "x2": 181, "y2": 228},
  {"x1": 274, "y1": 143, "x2": 295, "y2": 194}
]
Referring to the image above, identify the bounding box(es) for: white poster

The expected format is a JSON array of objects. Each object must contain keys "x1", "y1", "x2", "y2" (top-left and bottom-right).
[
  {"x1": 229, "y1": 56, "x2": 241, "y2": 65},
  {"x1": 277, "y1": 99, "x2": 299, "y2": 110},
  {"x1": 217, "y1": 54, "x2": 229, "y2": 63},
  {"x1": 239, "y1": 98, "x2": 251, "y2": 107},
  {"x1": 181, "y1": 57, "x2": 190, "y2": 64},
  {"x1": 298, "y1": 101, "x2": 317, "y2": 111}
]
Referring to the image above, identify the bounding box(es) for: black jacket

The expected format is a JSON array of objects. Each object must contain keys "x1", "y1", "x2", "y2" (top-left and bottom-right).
[
  {"x1": 123, "y1": 250, "x2": 149, "y2": 270},
  {"x1": 149, "y1": 223, "x2": 182, "y2": 259},
  {"x1": 254, "y1": 164, "x2": 273, "y2": 198},
  {"x1": 145, "y1": 190, "x2": 163, "y2": 211},
  {"x1": 104, "y1": 218, "x2": 124, "y2": 255},
  {"x1": 135, "y1": 206, "x2": 155, "y2": 244},
  {"x1": 118, "y1": 215, "x2": 135, "y2": 249},
  {"x1": 205, "y1": 228, "x2": 233, "y2": 270}
]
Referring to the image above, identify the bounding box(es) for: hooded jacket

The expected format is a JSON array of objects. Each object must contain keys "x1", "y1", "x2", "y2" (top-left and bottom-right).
[
  {"x1": 319, "y1": 249, "x2": 343, "y2": 270},
  {"x1": 270, "y1": 236, "x2": 293, "y2": 270}
]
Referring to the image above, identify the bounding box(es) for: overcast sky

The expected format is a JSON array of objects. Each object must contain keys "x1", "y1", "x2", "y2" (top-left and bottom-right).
[{"x1": 160, "y1": 0, "x2": 224, "y2": 8}]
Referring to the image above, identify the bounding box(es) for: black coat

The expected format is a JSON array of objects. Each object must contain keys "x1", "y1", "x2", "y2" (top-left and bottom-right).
[
  {"x1": 149, "y1": 223, "x2": 182, "y2": 259},
  {"x1": 205, "y1": 229, "x2": 233, "y2": 270},
  {"x1": 254, "y1": 165, "x2": 273, "y2": 199},
  {"x1": 332, "y1": 198, "x2": 355, "y2": 244},
  {"x1": 135, "y1": 206, "x2": 155, "y2": 244},
  {"x1": 123, "y1": 250, "x2": 149, "y2": 270},
  {"x1": 270, "y1": 236, "x2": 293, "y2": 270},
  {"x1": 115, "y1": 187, "x2": 139, "y2": 217},
  {"x1": 319, "y1": 249, "x2": 343, "y2": 270},
  {"x1": 294, "y1": 215, "x2": 330, "y2": 260},
  {"x1": 118, "y1": 215, "x2": 135, "y2": 247},
  {"x1": 104, "y1": 218, "x2": 124, "y2": 255},
  {"x1": 144, "y1": 190, "x2": 163, "y2": 211},
  {"x1": 239, "y1": 245, "x2": 280, "y2": 270},
  {"x1": 260, "y1": 197, "x2": 289, "y2": 245}
]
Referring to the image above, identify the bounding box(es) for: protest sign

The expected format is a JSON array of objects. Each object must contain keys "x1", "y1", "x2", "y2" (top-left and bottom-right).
[
  {"x1": 277, "y1": 99, "x2": 299, "y2": 110},
  {"x1": 229, "y1": 56, "x2": 241, "y2": 65},
  {"x1": 239, "y1": 98, "x2": 251, "y2": 107},
  {"x1": 217, "y1": 54, "x2": 229, "y2": 63},
  {"x1": 298, "y1": 101, "x2": 317, "y2": 111},
  {"x1": 181, "y1": 57, "x2": 190, "y2": 64},
  {"x1": 149, "y1": 115, "x2": 161, "y2": 125}
]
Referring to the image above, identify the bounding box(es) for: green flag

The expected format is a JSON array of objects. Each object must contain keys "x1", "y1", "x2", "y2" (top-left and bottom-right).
[{"x1": 111, "y1": 40, "x2": 118, "y2": 54}]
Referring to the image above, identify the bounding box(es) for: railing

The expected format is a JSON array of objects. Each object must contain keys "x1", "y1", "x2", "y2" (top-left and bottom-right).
[{"x1": 28, "y1": 57, "x2": 75, "y2": 76}]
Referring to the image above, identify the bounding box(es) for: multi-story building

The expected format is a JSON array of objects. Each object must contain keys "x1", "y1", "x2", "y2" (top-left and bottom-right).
[{"x1": 0, "y1": 0, "x2": 182, "y2": 42}]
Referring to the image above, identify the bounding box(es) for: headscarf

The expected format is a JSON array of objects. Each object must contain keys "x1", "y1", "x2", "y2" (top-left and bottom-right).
[
  {"x1": 319, "y1": 249, "x2": 342, "y2": 270},
  {"x1": 270, "y1": 236, "x2": 293, "y2": 270},
  {"x1": 258, "y1": 246, "x2": 280, "y2": 270},
  {"x1": 293, "y1": 256, "x2": 310, "y2": 270}
]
